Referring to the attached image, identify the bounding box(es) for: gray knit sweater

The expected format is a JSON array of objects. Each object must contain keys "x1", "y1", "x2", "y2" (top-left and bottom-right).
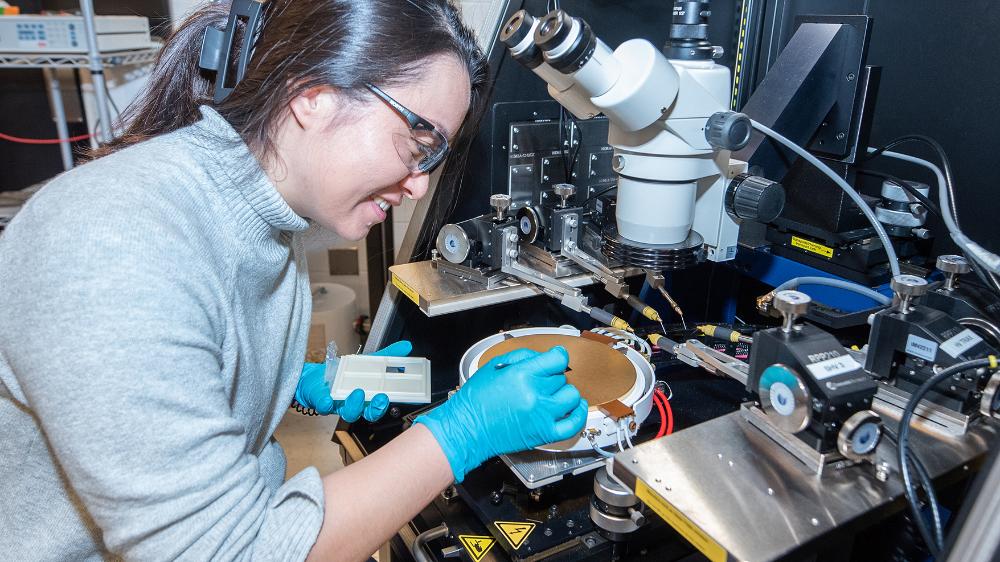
[{"x1": 0, "y1": 107, "x2": 324, "y2": 560}]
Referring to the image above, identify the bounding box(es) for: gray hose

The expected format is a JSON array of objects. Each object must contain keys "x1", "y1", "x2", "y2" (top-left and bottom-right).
[
  {"x1": 775, "y1": 276, "x2": 892, "y2": 306},
  {"x1": 750, "y1": 119, "x2": 902, "y2": 277},
  {"x1": 411, "y1": 524, "x2": 449, "y2": 562}
]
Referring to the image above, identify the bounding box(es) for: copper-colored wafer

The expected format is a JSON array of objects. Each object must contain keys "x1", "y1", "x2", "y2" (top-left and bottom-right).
[{"x1": 477, "y1": 334, "x2": 636, "y2": 408}]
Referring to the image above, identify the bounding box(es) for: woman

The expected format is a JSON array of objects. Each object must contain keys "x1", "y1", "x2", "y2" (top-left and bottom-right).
[{"x1": 0, "y1": 1, "x2": 587, "y2": 560}]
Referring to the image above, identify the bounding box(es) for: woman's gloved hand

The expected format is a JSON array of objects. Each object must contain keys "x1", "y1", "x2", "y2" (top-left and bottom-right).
[
  {"x1": 415, "y1": 346, "x2": 588, "y2": 482},
  {"x1": 294, "y1": 340, "x2": 413, "y2": 422}
]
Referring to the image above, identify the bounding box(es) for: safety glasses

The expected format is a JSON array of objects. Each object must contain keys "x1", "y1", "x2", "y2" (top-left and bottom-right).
[{"x1": 365, "y1": 83, "x2": 450, "y2": 174}]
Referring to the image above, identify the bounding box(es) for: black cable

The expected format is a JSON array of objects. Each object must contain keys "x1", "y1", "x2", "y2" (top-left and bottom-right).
[
  {"x1": 579, "y1": 184, "x2": 617, "y2": 207},
  {"x1": 883, "y1": 427, "x2": 944, "y2": 548},
  {"x1": 291, "y1": 399, "x2": 319, "y2": 416},
  {"x1": 856, "y1": 169, "x2": 943, "y2": 220},
  {"x1": 897, "y1": 356, "x2": 995, "y2": 555},
  {"x1": 859, "y1": 167, "x2": 1000, "y2": 297},
  {"x1": 863, "y1": 135, "x2": 958, "y2": 226}
]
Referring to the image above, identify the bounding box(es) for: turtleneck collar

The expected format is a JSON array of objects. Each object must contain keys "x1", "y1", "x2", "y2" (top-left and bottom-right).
[{"x1": 192, "y1": 106, "x2": 309, "y2": 236}]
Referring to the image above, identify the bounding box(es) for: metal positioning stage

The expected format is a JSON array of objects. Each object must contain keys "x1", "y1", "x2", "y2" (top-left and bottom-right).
[
  {"x1": 388, "y1": 259, "x2": 642, "y2": 317},
  {"x1": 500, "y1": 449, "x2": 606, "y2": 489},
  {"x1": 874, "y1": 383, "x2": 973, "y2": 437},
  {"x1": 612, "y1": 408, "x2": 997, "y2": 561},
  {"x1": 741, "y1": 404, "x2": 854, "y2": 477}
]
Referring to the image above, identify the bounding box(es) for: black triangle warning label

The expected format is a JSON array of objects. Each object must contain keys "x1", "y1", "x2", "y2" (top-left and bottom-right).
[
  {"x1": 458, "y1": 535, "x2": 495, "y2": 562},
  {"x1": 495, "y1": 521, "x2": 536, "y2": 549}
]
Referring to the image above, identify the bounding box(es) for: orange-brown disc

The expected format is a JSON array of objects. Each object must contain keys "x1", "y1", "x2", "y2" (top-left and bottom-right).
[{"x1": 477, "y1": 334, "x2": 636, "y2": 407}]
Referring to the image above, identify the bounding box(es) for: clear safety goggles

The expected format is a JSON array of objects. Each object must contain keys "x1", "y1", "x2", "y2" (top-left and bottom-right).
[{"x1": 365, "y1": 83, "x2": 450, "y2": 174}]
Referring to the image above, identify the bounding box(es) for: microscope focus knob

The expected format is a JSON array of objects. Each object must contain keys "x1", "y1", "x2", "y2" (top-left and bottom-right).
[
  {"x1": 705, "y1": 111, "x2": 752, "y2": 151},
  {"x1": 725, "y1": 173, "x2": 786, "y2": 223},
  {"x1": 490, "y1": 193, "x2": 512, "y2": 221},
  {"x1": 553, "y1": 183, "x2": 576, "y2": 207},
  {"x1": 890, "y1": 274, "x2": 929, "y2": 298},
  {"x1": 936, "y1": 254, "x2": 971, "y2": 275}
]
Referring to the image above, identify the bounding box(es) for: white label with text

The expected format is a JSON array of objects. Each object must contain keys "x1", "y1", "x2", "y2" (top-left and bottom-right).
[
  {"x1": 905, "y1": 334, "x2": 938, "y2": 362},
  {"x1": 806, "y1": 354, "x2": 861, "y2": 380},
  {"x1": 940, "y1": 329, "x2": 983, "y2": 359}
]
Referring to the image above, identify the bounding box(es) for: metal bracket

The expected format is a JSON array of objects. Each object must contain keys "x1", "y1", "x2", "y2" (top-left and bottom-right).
[
  {"x1": 559, "y1": 213, "x2": 628, "y2": 298},
  {"x1": 675, "y1": 339, "x2": 750, "y2": 386},
  {"x1": 499, "y1": 225, "x2": 582, "y2": 299},
  {"x1": 741, "y1": 404, "x2": 855, "y2": 477},
  {"x1": 873, "y1": 383, "x2": 972, "y2": 437},
  {"x1": 431, "y1": 257, "x2": 508, "y2": 289}
]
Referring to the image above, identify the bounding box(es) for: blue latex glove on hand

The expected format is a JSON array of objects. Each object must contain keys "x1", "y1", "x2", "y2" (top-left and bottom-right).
[
  {"x1": 415, "y1": 346, "x2": 588, "y2": 482},
  {"x1": 294, "y1": 340, "x2": 413, "y2": 422}
]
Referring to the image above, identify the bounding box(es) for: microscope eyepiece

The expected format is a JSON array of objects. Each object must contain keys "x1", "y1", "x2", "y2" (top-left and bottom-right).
[{"x1": 534, "y1": 10, "x2": 597, "y2": 74}]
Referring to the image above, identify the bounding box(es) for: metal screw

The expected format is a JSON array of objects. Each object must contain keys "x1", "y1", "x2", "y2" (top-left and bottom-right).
[
  {"x1": 836, "y1": 132, "x2": 846, "y2": 141},
  {"x1": 544, "y1": 528, "x2": 553, "y2": 537},
  {"x1": 875, "y1": 461, "x2": 890, "y2": 482},
  {"x1": 847, "y1": 73, "x2": 856, "y2": 81},
  {"x1": 631, "y1": 458, "x2": 639, "y2": 464},
  {"x1": 543, "y1": 175, "x2": 550, "y2": 181},
  {"x1": 512, "y1": 144, "x2": 519, "y2": 151},
  {"x1": 767, "y1": 488, "x2": 774, "y2": 496},
  {"x1": 528, "y1": 473, "x2": 535, "y2": 482},
  {"x1": 584, "y1": 536, "x2": 597, "y2": 547},
  {"x1": 567, "y1": 519, "x2": 575, "y2": 528},
  {"x1": 811, "y1": 518, "x2": 819, "y2": 526},
  {"x1": 513, "y1": 127, "x2": 519, "y2": 133},
  {"x1": 655, "y1": 478, "x2": 662, "y2": 483}
]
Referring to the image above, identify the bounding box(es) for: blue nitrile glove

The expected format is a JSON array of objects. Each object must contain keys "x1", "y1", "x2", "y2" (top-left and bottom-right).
[
  {"x1": 294, "y1": 340, "x2": 413, "y2": 422},
  {"x1": 415, "y1": 346, "x2": 588, "y2": 482}
]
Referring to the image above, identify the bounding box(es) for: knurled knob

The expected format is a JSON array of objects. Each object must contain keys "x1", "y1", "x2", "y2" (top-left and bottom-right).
[
  {"x1": 705, "y1": 111, "x2": 752, "y2": 151},
  {"x1": 553, "y1": 183, "x2": 576, "y2": 207},
  {"x1": 936, "y1": 255, "x2": 971, "y2": 275},
  {"x1": 725, "y1": 173, "x2": 785, "y2": 223},
  {"x1": 774, "y1": 290, "x2": 812, "y2": 318},
  {"x1": 490, "y1": 193, "x2": 511, "y2": 219},
  {"x1": 890, "y1": 274, "x2": 929, "y2": 298}
]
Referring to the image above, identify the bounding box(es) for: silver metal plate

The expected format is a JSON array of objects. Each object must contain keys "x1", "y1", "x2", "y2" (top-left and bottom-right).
[
  {"x1": 500, "y1": 449, "x2": 606, "y2": 489},
  {"x1": 612, "y1": 409, "x2": 997, "y2": 562},
  {"x1": 388, "y1": 260, "x2": 642, "y2": 317},
  {"x1": 874, "y1": 383, "x2": 972, "y2": 437}
]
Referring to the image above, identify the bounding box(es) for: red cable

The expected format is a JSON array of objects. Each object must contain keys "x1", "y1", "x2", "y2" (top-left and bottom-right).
[
  {"x1": 652, "y1": 391, "x2": 667, "y2": 438},
  {"x1": 0, "y1": 131, "x2": 94, "y2": 145},
  {"x1": 654, "y1": 389, "x2": 673, "y2": 436}
]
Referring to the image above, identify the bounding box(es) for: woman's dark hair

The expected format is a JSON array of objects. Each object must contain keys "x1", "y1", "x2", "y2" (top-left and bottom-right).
[{"x1": 94, "y1": 0, "x2": 488, "y2": 163}]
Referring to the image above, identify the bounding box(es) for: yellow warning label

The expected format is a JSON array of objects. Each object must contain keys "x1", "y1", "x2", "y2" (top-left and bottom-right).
[
  {"x1": 635, "y1": 480, "x2": 728, "y2": 562},
  {"x1": 391, "y1": 272, "x2": 420, "y2": 306},
  {"x1": 458, "y1": 535, "x2": 495, "y2": 562},
  {"x1": 791, "y1": 236, "x2": 835, "y2": 259},
  {"x1": 494, "y1": 521, "x2": 536, "y2": 549}
]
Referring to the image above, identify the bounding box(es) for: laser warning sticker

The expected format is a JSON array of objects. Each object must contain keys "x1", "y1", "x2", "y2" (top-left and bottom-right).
[
  {"x1": 458, "y1": 535, "x2": 495, "y2": 562},
  {"x1": 494, "y1": 521, "x2": 536, "y2": 549}
]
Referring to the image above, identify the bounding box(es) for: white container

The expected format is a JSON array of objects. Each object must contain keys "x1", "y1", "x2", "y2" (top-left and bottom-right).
[{"x1": 307, "y1": 283, "x2": 359, "y2": 362}]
